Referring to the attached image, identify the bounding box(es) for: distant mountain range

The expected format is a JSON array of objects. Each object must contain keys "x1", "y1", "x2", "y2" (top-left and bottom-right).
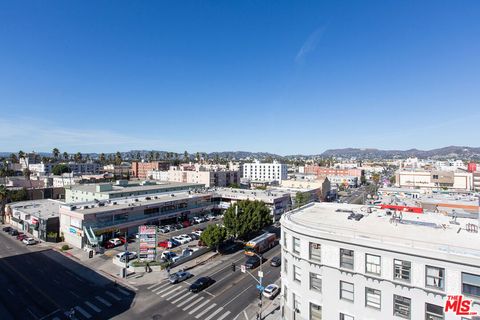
[{"x1": 1, "y1": 146, "x2": 479, "y2": 160}]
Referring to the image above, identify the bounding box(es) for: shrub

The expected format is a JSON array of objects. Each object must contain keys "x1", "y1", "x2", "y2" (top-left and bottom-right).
[{"x1": 61, "y1": 244, "x2": 70, "y2": 251}]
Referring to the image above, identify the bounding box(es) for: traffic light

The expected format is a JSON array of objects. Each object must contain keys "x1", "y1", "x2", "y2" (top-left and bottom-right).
[
  {"x1": 231, "y1": 263, "x2": 236, "y2": 272},
  {"x1": 89, "y1": 249, "x2": 94, "y2": 259}
]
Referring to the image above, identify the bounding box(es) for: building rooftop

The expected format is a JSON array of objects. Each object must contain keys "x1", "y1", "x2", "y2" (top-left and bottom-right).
[
  {"x1": 282, "y1": 202, "x2": 480, "y2": 263},
  {"x1": 212, "y1": 187, "x2": 290, "y2": 203},
  {"x1": 68, "y1": 181, "x2": 203, "y2": 195},
  {"x1": 8, "y1": 199, "x2": 62, "y2": 219},
  {"x1": 61, "y1": 190, "x2": 212, "y2": 215}
]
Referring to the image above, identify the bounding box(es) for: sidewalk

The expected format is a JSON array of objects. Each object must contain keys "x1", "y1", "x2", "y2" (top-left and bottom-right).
[{"x1": 239, "y1": 293, "x2": 281, "y2": 320}]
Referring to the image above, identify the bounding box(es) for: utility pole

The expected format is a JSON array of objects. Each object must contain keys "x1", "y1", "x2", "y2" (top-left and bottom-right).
[
  {"x1": 124, "y1": 231, "x2": 128, "y2": 278},
  {"x1": 241, "y1": 252, "x2": 264, "y2": 319}
]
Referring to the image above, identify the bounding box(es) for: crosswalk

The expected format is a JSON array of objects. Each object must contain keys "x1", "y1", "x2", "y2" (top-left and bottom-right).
[
  {"x1": 147, "y1": 282, "x2": 232, "y2": 320},
  {"x1": 51, "y1": 287, "x2": 130, "y2": 320}
]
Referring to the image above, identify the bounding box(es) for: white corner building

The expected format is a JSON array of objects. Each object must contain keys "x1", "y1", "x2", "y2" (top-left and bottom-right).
[{"x1": 280, "y1": 202, "x2": 480, "y2": 320}]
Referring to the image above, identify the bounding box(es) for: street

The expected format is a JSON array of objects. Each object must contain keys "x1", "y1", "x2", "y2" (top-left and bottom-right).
[
  {"x1": 0, "y1": 229, "x2": 135, "y2": 320},
  {"x1": 115, "y1": 244, "x2": 281, "y2": 320}
]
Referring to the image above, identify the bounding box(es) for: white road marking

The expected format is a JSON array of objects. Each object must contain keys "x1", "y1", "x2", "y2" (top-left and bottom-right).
[
  {"x1": 147, "y1": 282, "x2": 166, "y2": 290},
  {"x1": 85, "y1": 301, "x2": 101, "y2": 313},
  {"x1": 243, "y1": 310, "x2": 248, "y2": 320},
  {"x1": 216, "y1": 311, "x2": 231, "y2": 320},
  {"x1": 204, "y1": 307, "x2": 223, "y2": 320},
  {"x1": 38, "y1": 309, "x2": 60, "y2": 320},
  {"x1": 151, "y1": 283, "x2": 170, "y2": 293},
  {"x1": 69, "y1": 290, "x2": 80, "y2": 298},
  {"x1": 116, "y1": 287, "x2": 131, "y2": 296},
  {"x1": 222, "y1": 285, "x2": 252, "y2": 308},
  {"x1": 182, "y1": 296, "x2": 204, "y2": 311},
  {"x1": 166, "y1": 289, "x2": 187, "y2": 301},
  {"x1": 161, "y1": 286, "x2": 182, "y2": 298},
  {"x1": 105, "y1": 291, "x2": 121, "y2": 301},
  {"x1": 188, "y1": 299, "x2": 210, "y2": 315},
  {"x1": 195, "y1": 303, "x2": 216, "y2": 318},
  {"x1": 74, "y1": 306, "x2": 92, "y2": 319},
  {"x1": 170, "y1": 291, "x2": 191, "y2": 304},
  {"x1": 176, "y1": 294, "x2": 198, "y2": 307},
  {"x1": 7, "y1": 289, "x2": 14, "y2": 296},
  {"x1": 95, "y1": 296, "x2": 112, "y2": 307},
  {"x1": 26, "y1": 308, "x2": 38, "y2": 319},
  {"x1": 155, "y1": 285, "x2": 174, "y2": 295}
]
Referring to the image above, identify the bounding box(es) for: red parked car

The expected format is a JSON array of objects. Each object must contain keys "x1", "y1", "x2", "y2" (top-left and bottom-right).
[
  {"x1": 118, "y1": 236, "x2": 127, "y2": 244},
  {"x1": 17, "y1": 234, "x2": 27, "y2": 241},
  {"x1": 182, "y1": 220, "x2": 191, "y2": 228},
  {"x1": 103, "y1": 241, "x2": 115, "y2": 249},
  {"x1": 158, "y1": 240, "x2": 169, "y2": 248}
]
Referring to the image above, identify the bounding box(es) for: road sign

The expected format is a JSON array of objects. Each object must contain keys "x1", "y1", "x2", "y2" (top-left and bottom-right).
[
  {"x1": 258, "y1": 271, "x2": 264, "y2": 278},
  {"x1": 241, "y1": 265, "x2": 246, "y2": 273},
  {"x1": 256, "y1": 284, "x2": 265, "y2": 292}
]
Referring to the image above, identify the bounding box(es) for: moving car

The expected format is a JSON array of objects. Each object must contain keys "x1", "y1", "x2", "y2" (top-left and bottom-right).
[
  {"x1": 244, "y1": 255, "x2": 265, "y2": 269},
  {"x1": 270, "y1": 256, "x2": 281, "y2": 267},
  {"x1": 23, "y1": 237, "x2": 37, "y2": 245},
  {"x1": 262, "y1": 284, "x2": 280, "y2": 299},
  {"x1": 169, "y1": 271, "x2": 192, "y2": 284},
  {"x1": 189, "y1": 277, "x2": 214, "y2": 293},
  {"x1": 108, "y1": 238, "x2": 123, "y2": 247}
]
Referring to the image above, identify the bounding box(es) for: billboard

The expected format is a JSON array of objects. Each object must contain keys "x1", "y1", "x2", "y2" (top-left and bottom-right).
[{"x1": 138, "y1": 225, "x2": 157, "y2": 261}]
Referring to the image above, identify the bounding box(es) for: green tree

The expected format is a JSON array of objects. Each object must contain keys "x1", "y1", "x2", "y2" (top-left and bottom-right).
[
  {"x1": 294, "y1": 192, "x2": 310, "y2": 208},
  {"x1": 195, "y1": 152, "x2": 200, "y2": 163},
  {"x1": 99, "y1": 153, "x2": 106, "y2": 164},
  {"x1": 154, "y1": 151, "x2": 160, "y2": 161},
  {"x1": 52, "y1": 148, "x2": 60, "y2": 161},
  {"x1": 74, "y1": 152, "x2": 83, "y2": 162},
  {"x1": 52, "y1": 164, "x2": 72, "y2": 175},
  {"x1": 10, "y1": 188, "x2": 28, "y2": 202},
  {"x1": 9, "y1": 153, "x2": 18, "y2": 164},
  {"x1": 114, "y1": 151, "x2": 122, "y2": 165},
  {"x1": 200, "y1": 224, "x2": 227, "y2": 251},
  {"x1": 183, "y1": 151, "x2": 189, "y2": 162},
  {"x1": 63, "y1": 152, "x2": 69, "y2": 161},
  {"x1": 223, "y1": 200, "x2": 272, "y2": 240},
  {"x1": 389, "y1": 175, "x2": 396, "y2": 185},
  {"x1": 18, "y1": 150, "x2": 25, "y2": 159},
  {"x1": 149, "y1": 151, "x2": 155, "y2": 161},
  {"x1": 372, "y1": 173, "x2": 380, "y2": 185},
  {"x1": 0, "y1": 185, "x2": 10, "y2": 223}
]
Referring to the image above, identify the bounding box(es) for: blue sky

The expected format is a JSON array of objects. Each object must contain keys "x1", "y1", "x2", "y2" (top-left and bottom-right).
[{"x1": 0, "y1": 1, "x2": 479, "y2": 155}]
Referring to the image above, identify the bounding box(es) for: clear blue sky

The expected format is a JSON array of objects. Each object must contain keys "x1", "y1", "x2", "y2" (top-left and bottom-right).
[{"x1": 1, "y1": 1, "x2": 479, "y2": 155}]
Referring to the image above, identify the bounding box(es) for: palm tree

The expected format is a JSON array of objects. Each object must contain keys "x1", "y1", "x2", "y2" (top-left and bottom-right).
[
  {"x1": 52, "y1": 148, "x2": 60, "y2": 161},
  {"x1": 18, "y1": 150, "x2": 25, "y2": 159},
  {"x1": 149, "y1": 151, "x2": 155, "y2": 162},
  {"x1": 0, "y1": 185, "x2": 10, "y2": 223},
  {"x1": 115, "y1": 152, "x2": 122, "y2": 165},
  {"x1": 63, "y1": 152, "x2": 69, "y2": 161},
  {"x1": 74, "y1": 152, "x2": 83, "y2": 162},
  {"x1": 99, "y1": 153, "x2": 106, "y2": 164},
  {"x1": 9, "y1": 153, "x2": 18, "y2": 164},
  {"x1": 183, "y1": 151, "x2": 189, "y2": 162},
  {"x1": 195, "y1": 152, "x2": 200, "y2": 163},
  {"x1": 154, "y1": 151, "x2": 160, "y2": 161}
]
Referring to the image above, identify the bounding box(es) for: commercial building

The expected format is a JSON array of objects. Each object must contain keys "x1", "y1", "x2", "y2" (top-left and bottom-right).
[
  {"x1": 242, "y1": 160, "x2": 288, "y2": 183},
  {"x1": 4, "y1": 199, "x2": 61, "y2": 242},
  {"x1": 28, "y1": 161, "x2": 101, "y2": 175},
  {"x1": 396, "y1": 170, "x2": 473, "y2": 191},
  {"x1": 280, "y1": 202, "x2": 480, "y2": 320},
  {"x1": 65, "y1": 180, "x2": 202, "y2": 203},
  {"x1": 60, "y1": 191, "x2": 213, "y2": 249},
  {"x1": 304, "y1": 165, "x2": 363, "y2": 178},
  {"x1": 326, "y1": 175, "x2": 359, "y2": 188},
  {"x1": 131, "y1": 161, "x2": 169, "y2": 179},
  {"x1": 280, "y1": 178, "x2": 331, "y2": 201},
  {"x1": 212, "y1": 188, "x2": 291, "y2": 220},
  {"x1": 103, "y1": 163, "x2": 132, "y2": 177},
  {"x1": 151, "y1": 164, "x2": 240, "y2": 187}
]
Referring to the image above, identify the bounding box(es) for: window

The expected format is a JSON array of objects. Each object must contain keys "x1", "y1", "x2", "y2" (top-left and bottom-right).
[
  {"x1": 425, "y1": 303, "x2": 444, "y2": 320},
  {"x1": 310, "y1": 303, "x2": 322, "y2": 320},
  {"x1": 340, "y1": 281, "x2": 354, "y2": 301},
  {"x1": 293, "y1": 237, "x2": 300, "y2": 254},
  {"x1": 340, "y1": 249, "x2": 354, "y2": 270},
  {"x1": 293, "y1": 265, "x2": 301, "y2": 283},
  {"x1": 340, "y1": 314, "x2": 354, "y2": 320},
  {"x1": 284, "y1": 286, "x2": 288, "y2": 302},
  {"x1": 283, "y1": 231, "x2": 287, "y2": 248},
  {"x1": 293, "y1": 293, "x2": 301, "y2": 314},
  {"x1": 365, "y1": 288, "x2": 381, "y2": 309},
  {"x1": 310, "y1": 273, "x2": 322, "y2": 293},
  {"x1": 426, "y1": 266, "x2": 445, "y2": 290},
  {"x1": 462, "y1": 273, "x2": 480, "y2": 298},
  {"x1": 393, "y1": 295, "x2": 411, "y2": 319},
  {"x1": 309, "y1": 242, "x2": 321, "y2": 263},
  {"x1": 284, "y1": 257, "x2": 288, "y2": 274},
  {"x1": 365, "y1": 254, "x2": 381, "y2": 275},
  {"x1": 394, "y1": 259, "x2": 411, "y2": 282}
]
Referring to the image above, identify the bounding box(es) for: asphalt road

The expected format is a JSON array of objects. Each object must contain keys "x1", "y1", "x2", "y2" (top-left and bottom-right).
[
  {"x1": 0, "y1": 226, "x2": 135, "y2": 320},
  {"x1": 115, "y1": 244, "x2": 282, "y2": 320}
]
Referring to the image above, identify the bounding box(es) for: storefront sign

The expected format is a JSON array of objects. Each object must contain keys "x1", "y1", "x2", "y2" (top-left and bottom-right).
[{"x1": 138, "y1": 225, "x2": 157, "y2": 261}]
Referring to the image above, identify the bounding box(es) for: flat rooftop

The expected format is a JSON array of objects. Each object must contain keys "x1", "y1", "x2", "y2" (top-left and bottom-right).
[
  {"x1": 68, "y1": 181, "x2": 203, "y2": 195},
  {"x1": 61, "y1": 191, "x2": 211, "y2": 215},
  {"x1": 9, "y1": 199, "x2": 62, "y2": 219},
  {"x1": 213, "y1": 188, "x2": 290, "y2": 202},
  {"x1": 283, "y1": 202, "x2": 480, "y2": 262}
]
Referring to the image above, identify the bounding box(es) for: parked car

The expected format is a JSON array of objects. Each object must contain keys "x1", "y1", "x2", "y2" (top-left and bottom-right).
[
  {"x1": 158, "y1": 239, "x2": 178, "y2": 248},
  {"x1": 206, "y1": 214, "x2": 216, "y2": 221},
  {"x1": 161, "y1": 251, "x2": 180, "y2": 262},
  {"x1": 169, "y1": 271, "x2": 192, "y2": 284},
  {"x1": 188, "y1": 233, "x2": 199, "y2": 240},
  {"x1": 116, "y1": 251, "x2": 137, "y2": 262},
  {"x1": 103, "y1": 241, "x2": 115, "y2": 249},
  {"x1": 9, "y1": 229, "x2": 19, "y2": 236},
  {"x1": 245, "y1": 255, "x2": 265, "y2": 269},
  {"x1": 118, "y1": 236, "x2": 127, "y2": 244},
  {"x1": 2, "y1": 226, "x2": 12, "y2": 232},
  {"x1": 179, "y1": 234, "x2": 193, "y2": 242},
  {"x1": 270, "y1": 256, "x2": 281, "y2": 267},
  {"x1": 17, "y1": 234, "x2": 28, "y2": 241},
  {"x1": 182, "y1": 220, "x2": 191, "y2": 228},
  {"x1": 173, "y1": 236, "x2": 189, "y2": 245},
  {"x1": 108, "y1": 238, "x2": 123, "y2": 247},
  {"x1": 174, "y1": 223, "x2": 183, "y2": 230},
  {"x1": 192, "y1": 216, "x2": 203, "y2": 224},
  {"x1": 158, "y1": 227, "x2": 170, "y2": 233},
  {"x1": 192, "y1": 230, "x2": 203, "y2": 237},
  {"x1": 189, "y1": 277, "x2": 214, "y2": 293},
  {"x1": 22, "y1": 237, "x2": 37, "y2": 245},
  {"x1": 262, "y1": 284, "x2": 280, "y2": 299}
]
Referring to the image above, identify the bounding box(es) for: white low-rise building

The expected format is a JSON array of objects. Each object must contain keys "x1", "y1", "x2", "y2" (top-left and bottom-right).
[
  {"x1": 396, "y1": 170, "x2": 473, "y2": 191},
  {"x1": 281, "y1": 202, "x2": 480, "y2": 320}
]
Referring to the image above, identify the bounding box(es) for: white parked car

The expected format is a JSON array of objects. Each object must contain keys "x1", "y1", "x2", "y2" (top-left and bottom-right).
[
  {"x1": 262, "y1": 284, "x2": 280, "y2": 299},
  {"x1": 109, "y1": 238, "x2": 122, "y2": 246},
  {"x1": 116, "y1": 251, "x2": 137, "y2": 262},
  {"x1": 206, "y1": 214, "x2": 216, "y2": 221},
  {"x1": 193, "y1": 217, "x2": 203, "y2": 224},
  {"x1": 173, "y1": 236, "x2": 189, "y2": 245},
  {"x1": 161, "y1": 251, "x2": 180, "y2": 262},
  {"x1": 23, "y1": 237, "x2": 37, "y2": 245},
  {"x1": 192, "y1": 230, "x2": 203, "y2": 237},
  {"x1": 179, "y1": 234, "x2": 193, "y2": 242}
]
